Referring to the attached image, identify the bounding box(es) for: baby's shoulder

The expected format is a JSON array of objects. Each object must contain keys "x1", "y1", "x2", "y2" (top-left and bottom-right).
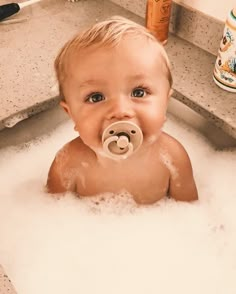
[
  {"x1": 47, "y1": 137, "x2": 95, "y2": 193},
  {"x1": 159, "y1": 132, "x2": 189, "y2": 161},
  {"x1": 55, "y1": 137, "x2": 95, "y2": 166}
]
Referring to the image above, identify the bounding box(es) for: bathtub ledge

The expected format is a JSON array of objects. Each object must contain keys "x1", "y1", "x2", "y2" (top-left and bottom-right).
[{"x1": 166, "y1": 33, "x2": 236, "y2": 140}]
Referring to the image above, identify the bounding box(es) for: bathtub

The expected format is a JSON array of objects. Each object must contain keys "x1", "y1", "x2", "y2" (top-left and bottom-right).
[{"x1": 0, "y1": 101, "x2": 235, "y2": 294}]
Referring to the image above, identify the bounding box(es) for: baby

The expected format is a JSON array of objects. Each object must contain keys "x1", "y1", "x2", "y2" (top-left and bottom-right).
[{"x1": 47, "y1": 16, "x2": 198, "y2": 204}]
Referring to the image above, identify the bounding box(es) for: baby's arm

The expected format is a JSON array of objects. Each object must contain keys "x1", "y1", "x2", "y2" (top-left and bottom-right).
[
  {"x1": 168, "y1": 140, "x2": 198, "y2": 201},
  {"x1": 47, "y1": 144, "x2": 76, "y2": 194}
]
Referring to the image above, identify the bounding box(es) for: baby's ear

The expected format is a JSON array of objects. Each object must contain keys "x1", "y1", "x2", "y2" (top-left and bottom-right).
[
  {"x1": 60, "y1": 101, "x2": 71, "y2": 116},
  {"x1": 168, "y1": 88, "x2": 174, "y2": 98}
]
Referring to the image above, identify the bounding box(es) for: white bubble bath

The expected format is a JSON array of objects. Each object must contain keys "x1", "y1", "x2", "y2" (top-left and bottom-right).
[{"x1": 0, "y1": 113, "x2": 236, "y2": 294}]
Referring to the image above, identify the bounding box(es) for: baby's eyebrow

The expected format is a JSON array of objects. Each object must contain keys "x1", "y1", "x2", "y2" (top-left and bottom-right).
[
  {"x1": 78, "y1": 74, "x2": 148, "y2": 89},
  {"x1": 78, "y1": 79, "x2": 105, "y2": 88},
  {"x1": 127, "y1": 74, "x2": 147, "y2": 82}
]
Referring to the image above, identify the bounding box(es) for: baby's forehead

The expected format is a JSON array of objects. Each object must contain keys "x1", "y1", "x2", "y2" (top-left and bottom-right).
[
  {"x1": 70, "y1": 35, "x2": 166, "y2": 65},
  {"x1": 62, "y1": 33, "x2": 172, "y2": 87}
]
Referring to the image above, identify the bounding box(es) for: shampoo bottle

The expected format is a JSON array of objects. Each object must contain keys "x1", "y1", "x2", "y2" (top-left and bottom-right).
[
  {"x1": 146, "y1": 0, "x2": 172, "y2": 44},
  {"x1": 213, "y1": 8, "x2": 236, "y2": 92}
]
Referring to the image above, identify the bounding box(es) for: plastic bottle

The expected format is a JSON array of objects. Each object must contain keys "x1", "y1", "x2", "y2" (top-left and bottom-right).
[
  {"x1": 146, "y1": 0, "x2": 172, "y2": 44},
  {"x1": 213, "y1": 7, "x2": 236, "y2": 92}
]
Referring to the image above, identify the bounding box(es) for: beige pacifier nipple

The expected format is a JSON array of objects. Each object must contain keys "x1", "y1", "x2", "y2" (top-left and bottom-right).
[{"x1": 102, "y1": 121, "x2": 143, "y2": 160}]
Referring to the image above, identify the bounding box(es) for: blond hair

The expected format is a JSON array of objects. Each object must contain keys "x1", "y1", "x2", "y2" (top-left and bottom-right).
[{"x1": 55, "y1": 16, "x2": 173, "y2": 100}]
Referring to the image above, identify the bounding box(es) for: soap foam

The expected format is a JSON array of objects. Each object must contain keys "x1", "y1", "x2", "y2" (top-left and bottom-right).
[{"x1": 0, "y1": 116, "x2": 236, "y2": 294}]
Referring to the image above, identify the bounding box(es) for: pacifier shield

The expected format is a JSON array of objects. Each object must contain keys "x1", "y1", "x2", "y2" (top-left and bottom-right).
[{"x1": 102, "y1": 121, "x2": 143, "y2": 159}]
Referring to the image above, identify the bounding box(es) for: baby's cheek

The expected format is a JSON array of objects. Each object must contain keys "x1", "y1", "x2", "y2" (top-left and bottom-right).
[
  {"x1": 141, "y1": 111, "x2": 166, "y2": 140},
  {"x1": 144, "y1": 107, "x2": 166, "y2": 126},
  {"x1": 78, "y1": 124, "x2": 102, "y2": 147}
]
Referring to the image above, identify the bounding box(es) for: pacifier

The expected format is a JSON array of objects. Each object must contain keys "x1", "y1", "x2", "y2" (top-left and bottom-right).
[{"x1": 102, "y1": 121, "x2": 143, "y2": 160}]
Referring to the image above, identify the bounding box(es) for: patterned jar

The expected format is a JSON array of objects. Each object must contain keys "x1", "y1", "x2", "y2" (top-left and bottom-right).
[{"x1": 213, "y1": 8, "x2": 236, "y2": 92}]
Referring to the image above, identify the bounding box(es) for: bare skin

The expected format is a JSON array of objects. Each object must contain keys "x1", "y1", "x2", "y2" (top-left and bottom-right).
[
  {"x1": 47, "y1": 132, "x2": 198, "y2": 204},
  {"x1": 47, "y1": 35, "x2": 198, "y2": 203}
]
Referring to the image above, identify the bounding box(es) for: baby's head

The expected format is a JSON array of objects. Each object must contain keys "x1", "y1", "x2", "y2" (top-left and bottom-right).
[
  {"x1": 55, "y1": 16, "x2": 172, "y2": 101},
  {"x1": 54, "y1": 16, "x2": 173, "y2": 157}
]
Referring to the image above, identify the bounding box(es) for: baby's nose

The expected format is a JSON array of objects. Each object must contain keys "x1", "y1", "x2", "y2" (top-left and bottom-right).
[{"x1": 106, "y1": 98, "x2": 135, "y2": 120}]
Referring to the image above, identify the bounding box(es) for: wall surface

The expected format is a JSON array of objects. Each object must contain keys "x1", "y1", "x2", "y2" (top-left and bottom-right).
[
  {"x1": 111, "y1": 0, "x2": 235, "y2": 22},
  {"x1": 174, "y1": 0, "x2": 235, "y2": 22}
]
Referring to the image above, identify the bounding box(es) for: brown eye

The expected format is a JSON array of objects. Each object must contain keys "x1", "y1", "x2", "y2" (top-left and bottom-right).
[
  {"x1": 87, "y1": 93, "x2": 105, "y2": 103},
  {"x1": 131, "y1": 88, "x2": 145, "y2": 98}
]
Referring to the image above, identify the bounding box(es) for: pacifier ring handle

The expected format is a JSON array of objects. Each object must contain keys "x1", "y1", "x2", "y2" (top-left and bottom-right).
[
  {"x1": 116, "y1": 132, "x2": 130, "y2": 139},
  {"x1": 116, "y1": 132, "x2": 130, "y2": 149},
  {"x1": 102, "y1": 121, "x2": 143, "y2": 160}
]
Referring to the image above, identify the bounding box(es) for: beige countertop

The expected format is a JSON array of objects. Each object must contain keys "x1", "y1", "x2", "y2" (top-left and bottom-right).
[
  {"x1": 0, "y1": 0, "x2": 141, "y2": 129},
  {"x1": 0, "y1": 264, "x2": 16, "y2": 294},
  {"x1": 0, "y1": 0, "x2": 235, "y2": 139}
]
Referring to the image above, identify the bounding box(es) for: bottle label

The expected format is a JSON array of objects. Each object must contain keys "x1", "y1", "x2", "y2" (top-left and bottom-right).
[
  {"x1": 213, "y1": 9, "x2": 236, "y2": 92},
  {"x1": 146, "y1": 0, "x2": 172, "y2": 43},
  {"x1": 151, "y1": 0, "x2": 172, "y2": 27}
]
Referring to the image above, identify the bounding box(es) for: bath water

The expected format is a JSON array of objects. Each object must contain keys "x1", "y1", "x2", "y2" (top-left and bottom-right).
[{"x1": 0, "y1": 115, "x2": 235, "y2": 294}]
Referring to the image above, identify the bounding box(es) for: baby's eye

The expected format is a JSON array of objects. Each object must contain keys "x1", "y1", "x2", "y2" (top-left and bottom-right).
[
  {"x1": 86, "y1": 92, "x2": 105, "y2": 103},
  {"x1": 131, "y1": 88, "x2": 147, "y2": 98}
]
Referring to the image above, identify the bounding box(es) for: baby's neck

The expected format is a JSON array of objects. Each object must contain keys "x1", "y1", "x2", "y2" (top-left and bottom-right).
[{"x1": 95, "y1": 140, "x2": 159, "y2": 168}]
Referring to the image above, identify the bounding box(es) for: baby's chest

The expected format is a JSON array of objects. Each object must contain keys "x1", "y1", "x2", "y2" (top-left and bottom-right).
[{"x1": 75, "y1": 164, "x2": 170, "y2": 204}]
